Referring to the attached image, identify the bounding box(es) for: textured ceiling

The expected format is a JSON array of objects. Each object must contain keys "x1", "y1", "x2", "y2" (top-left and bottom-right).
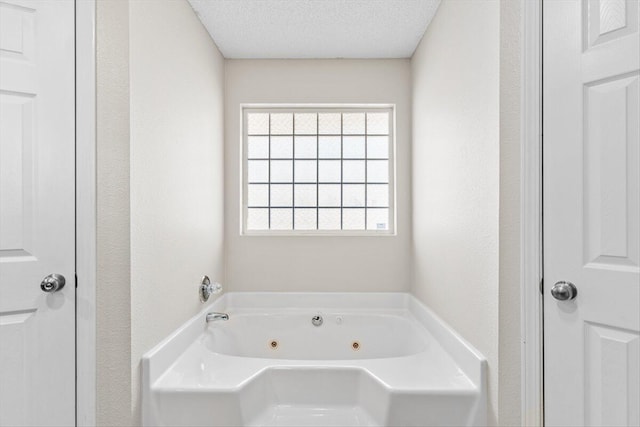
[{"x1": 188, "y1": 0, "x2": 441, "y2": 59}]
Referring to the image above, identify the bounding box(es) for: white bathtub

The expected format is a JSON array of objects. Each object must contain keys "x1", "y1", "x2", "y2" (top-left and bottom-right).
[{"x1": 142, "y1": 293, "x2": 487, "y2": 427}]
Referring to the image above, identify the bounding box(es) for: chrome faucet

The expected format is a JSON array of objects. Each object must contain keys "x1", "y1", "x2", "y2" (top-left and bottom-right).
[{"x1": 206, "y1": 312, "x2": 229, "y2": 323}]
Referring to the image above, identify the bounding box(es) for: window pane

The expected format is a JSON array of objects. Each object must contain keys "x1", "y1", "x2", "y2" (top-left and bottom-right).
[
  {"x1": 318, "y1": 208, "x2": 341, "y2": 230},
  {"x1": 343, "y1": 136, "x2": 365, "y2": 158},
  {"x1": 318, "y1": 184, "x2": 341, "y2": 207},
  {"x1": 247, "y1": 113, "x2": 269, "y2": 135},
  {"x1": 294, "y1": 184, "x2": 316, "y2": 207},
  {"x1": 319, "y1": 113, "x2": 341, "y2": 134},
  {"x1": 318, "y1": 160, "x2": 341, "y2": 182},
  {"x1": 271, "y1": 136, "x2": 293, "y2": 158},
  {"x1": 248, "y1": 136, "x2": 269, "y2": 158},
  {"x1": 294, "y1": 208, "x2": 317, "y2": 230},
  {"x1": 248, "y1": 184, "x2": 269, "y2": 206},
  {"x1": 294, "y1": 160, "x2": 317, "y2": 182},
  {"x1": 294, "y1": 136, "x2": 317, "y2": 159},
  {"x1": 295, "y1": 113, "x2": 317, "y2": 135},
  {"x1": 271, "y1": 208, "x2": 293, "y2": 230},
  {"x1": 244, "y1": 108, "x2": 393, "y2": 233},
  {"x1": 248, "y1": 160, "x2": 269, "y2": 182},
  {"x1": 343, "y1": 209, "x2": 365, "y2": 230},
  {"x1": 271, "y1": 113, "x2": 293, "y2": 134},
  {"x1": 367, "y1": 136, "x2": 389, "y2": 159},
  {"x1": 319, "y1": 136, "x2": 341, "y2": 158},
  {"x1": 366, "y1": 113, "x2": 389, "y2": 134},
  {"x1": 367, "y1": 160, "x2": 389, "y2": 182},
  {"x1": 343, "y1": 184, "x2": 365, "y2": 207},
  {"x1": 343, "y1": 113, "x2": 365, "y2": 134},
  {"x1": 367, "y1": 184, "x2": 388, "y2": 207},
  {"x1": 367, "y1": 208, "x2": 389, "y2": 231},
  {"x1": 343, "y1": 160, "x2": 365, "y2": 183},
  {"x1": 271, "y1": 160, "x2": 293, "y2": 182},
  {"x1": 247, "y1": 208, "x2": 269, "y2": 230},
  {"x1": 271, "y1": 184, "x2": 292, "y2": 206}
]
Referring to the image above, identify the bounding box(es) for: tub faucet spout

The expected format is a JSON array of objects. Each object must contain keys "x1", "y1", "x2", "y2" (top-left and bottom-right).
[{"x1": 206, "y1": 312, "x2": 229, "y2": 323}]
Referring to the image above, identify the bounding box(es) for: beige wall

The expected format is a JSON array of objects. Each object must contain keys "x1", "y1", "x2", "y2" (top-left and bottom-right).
[
  {"x1": 411, "y1": 0, "x2": 501, "y2": 424},
  {"x1": 97, "y1": 0, "x2": 225, "y2": 425},
  {"x1": 96, "y1": 0, "x2": 132, "y2": 425},
  {"x1": 129, "y1": 0, "x2": 226, "y2": 423},
  {"x1": 224, "y1": 59, "x2": 412, "y2": 293}
]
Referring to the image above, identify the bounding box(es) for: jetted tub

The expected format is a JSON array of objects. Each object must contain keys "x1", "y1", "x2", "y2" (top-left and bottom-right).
[{"x1": 142, "y1": 293, "x2": 487, "y2": 427}]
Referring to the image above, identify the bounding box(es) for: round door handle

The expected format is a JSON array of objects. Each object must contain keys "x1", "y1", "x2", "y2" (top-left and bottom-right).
[
  {"x1": 41, "y1": 274, "x2": 66, "y2": 293},
  {"x1": 551, "y1": 281, "x2": 577, "y2": 301}
]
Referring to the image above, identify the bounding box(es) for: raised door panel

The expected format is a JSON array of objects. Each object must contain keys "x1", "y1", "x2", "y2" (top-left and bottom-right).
[
  {"x1": 0, "y1": 310, "x2": 36, "y2": 426},
  {"x1": 583, "y1": 73, "x2": 639, "y2": 272},
  {"x1": 584, "y1": 323, "x2": 640, "y2": 426},
  {"x1": 0, "y1": 92, "x2": 35, "y2": 259}
]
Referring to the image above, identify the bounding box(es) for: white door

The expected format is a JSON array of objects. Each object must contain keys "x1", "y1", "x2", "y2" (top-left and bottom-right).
[
  {"x1": 544, "y1": 0, "x2": 640, "y2": 426},
  {"x1": 0, "y1": 1, "x2": 75, "y2": 425}
]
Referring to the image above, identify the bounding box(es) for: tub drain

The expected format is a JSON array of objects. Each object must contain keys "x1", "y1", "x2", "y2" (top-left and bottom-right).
[
  {"x1": 352, "y1": 341, "x2": 360, "y2": 351},
  {"x1": 269, "y1": 340, "x2": 278, "y2": 349}
]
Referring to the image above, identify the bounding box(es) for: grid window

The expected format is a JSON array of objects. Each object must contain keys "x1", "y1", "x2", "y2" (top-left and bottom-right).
[{"x1": 244, "y1": 107, "x2": 394, "y2": 233}]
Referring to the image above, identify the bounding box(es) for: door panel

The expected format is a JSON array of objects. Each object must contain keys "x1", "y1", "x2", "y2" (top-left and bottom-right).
[
  {"x1": 0, "y1": 1, "x2": 75, "y2": 425},
  {"x1": 544, "y1": 0, "x2": 640, "y2": 426}
]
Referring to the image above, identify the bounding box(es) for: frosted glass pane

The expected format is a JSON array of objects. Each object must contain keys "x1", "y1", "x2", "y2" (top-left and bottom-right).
[
  {"x1": 271, "y1": 184, "x2": 293, "y2": 206},
  {"x1": 294, "y1": 184, "x2": 316, "y2": 207},
  {"x1": 247, "y1": 113, "x2": 269, "y2": 135},
  {"x1": 294, "y1": 209, "x2": 317, "y2": 230},
  {"x1": 318, "y1": 208, "x2": 341, "y2": 230},
  {"x1": 247, "y1": 208, "x2": 269, "y2": 230},
  {"x1": 343, "y1": 209, "x2": 365, "y2": 230},
  {"x1": 295, "y1": 113, "x2": 317, "y2": 135},
  {"x1": 343, "y1": 113, "x2": 365, "y2": 134},
  {"x1": 248, "y1": 160, "x2": 269, "y2": 182},
  {"x1": 248, "y1": 136, "x2": 269, "y2": 158},
  {"x1": 294, "y1": 160, "x2": 317, "y2": 182},
  {"x1": 271, "y1": 136, "x2": 293, "y2": 158},
  {"x1": 319, "y1": 136, "x2": 341, "y2": 158},
  {"x1": 367, "y1": 160, "x2": 389, "y2": 182},
  {"x1": 343, "y1": 136, "x2": 365, "y2": 158},
  {"x1": 319, "y1": 113, "x2": 341, "y2": 134},
  {"x1": 343, "y1": 184, "x2": 365, "y2": 207},
  {"x1": 271, "y1": 113, "x2": 293, "y2": 134},
  {"x1": 248, "y1": 184, "x2": 269, "y2": 206},
  {"x1": 366, "y1": 113, "x2": 389, "y2": 134},
  {"x1": 318, "y1": 160, "x2": 341, "y2": 182},
  {"x1": 343, "y1": 160, "x2": 365, "y2": 183},
  {"x1": 271, "y1": 160, "x2": 293, "y2": 182},
  {"x1": 367, "y1": 184, "x2": 388, "y2": 207},
  {"x1": 295, "y1": 136, "x2": 317, "y2": 159},
  {"x1": 318, "y1": 184, "x2": 341, "y2": 207},
  {"x1": 367, "y1": 136, "x2": 389, "y2": 159},
  {"x1": 367, "y1": 209, "x2": 389, "y2": 231},
  {"x1": 271, "y1": 208, "x2": 293, "y2": 230}
]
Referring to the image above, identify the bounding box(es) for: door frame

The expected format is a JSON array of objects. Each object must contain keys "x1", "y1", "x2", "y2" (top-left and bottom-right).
[
  {"x1": 521, "y1": 0, "x2": 543, "y2": 425},
  {"x1": 76, "y1": 0, "x2": 97, "y2": 425}
]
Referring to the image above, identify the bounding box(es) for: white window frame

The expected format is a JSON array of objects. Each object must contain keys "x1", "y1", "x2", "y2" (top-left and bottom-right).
[{"x1": 240, "y1": 104, "x2": 397, "y2": 236}]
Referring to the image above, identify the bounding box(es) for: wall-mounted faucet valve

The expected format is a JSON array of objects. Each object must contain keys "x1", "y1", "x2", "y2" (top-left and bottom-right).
[{"x1": 199, "y1": 275, "x2": 222, "y2": 302}]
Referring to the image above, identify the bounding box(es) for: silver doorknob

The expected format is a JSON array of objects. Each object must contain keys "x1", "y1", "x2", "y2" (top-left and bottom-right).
[
  {"x1": 41, "y1": 274, "x2": 66, "y2": 293},
  {"x1": 551, "y1": 281, "x2": 577, "y2": 301}
]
